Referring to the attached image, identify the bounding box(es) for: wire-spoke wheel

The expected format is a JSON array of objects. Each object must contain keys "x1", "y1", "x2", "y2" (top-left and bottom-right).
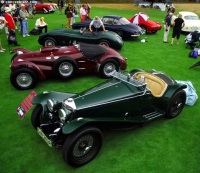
[{"x1": 62, "y1": 127, "x2": 103, "y2": 167}]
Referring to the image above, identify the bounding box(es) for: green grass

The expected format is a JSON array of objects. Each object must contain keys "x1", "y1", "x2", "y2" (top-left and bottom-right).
[{"x1": 0, "y1": 6, "x2": 200, "y2": 173}]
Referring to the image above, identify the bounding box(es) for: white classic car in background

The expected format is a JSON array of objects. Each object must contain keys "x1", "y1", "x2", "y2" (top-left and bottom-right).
[{"x1": 172, "y1": 11, "x2": 200, "y2": 32}]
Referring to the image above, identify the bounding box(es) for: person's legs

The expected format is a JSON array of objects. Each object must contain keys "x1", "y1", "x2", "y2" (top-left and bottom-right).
[
  {"x1": 176, "y1": 30, "x2": 181, "y2": 45},
  {"x1": 22, "y1": 20, "x2": 26, "y2": 36}
]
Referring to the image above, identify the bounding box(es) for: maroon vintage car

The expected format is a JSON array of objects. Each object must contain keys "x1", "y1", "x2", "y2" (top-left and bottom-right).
[
  {"x1": 127, "y1": 17, "x2": 162, "y2": 34},
  {"x1": 10, "y1": 43, "x2": 127, "y2": 90},
  {"x1": 25, "y1": 3, "x2": 56, "y2": 13}
]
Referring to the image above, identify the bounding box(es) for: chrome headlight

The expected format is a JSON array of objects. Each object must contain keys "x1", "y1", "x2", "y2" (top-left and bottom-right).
[
  {"x1": 58, "y1": 108, "x2": 72, "y2": 123},
  {"x1": 47, "y1": 99, "x2": 56, "y2": 112}
]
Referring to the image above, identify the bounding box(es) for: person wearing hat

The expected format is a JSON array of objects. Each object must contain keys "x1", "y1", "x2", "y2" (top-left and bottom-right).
[
  {"x1": 0, "y1": 16, "x2": 7, "y2": 52},
  {"x1": 89, "y1": 16, "x2": 106, "y2": 32},
  {"x1": 35, "y1": 17, "x2": 48, "y2": 34},
  {"x1": 19, "y1": 4, "x2": 30, "y2": 37},
  {"x1": 4, "y1": 7, "x2": 20, "y2": 46}
]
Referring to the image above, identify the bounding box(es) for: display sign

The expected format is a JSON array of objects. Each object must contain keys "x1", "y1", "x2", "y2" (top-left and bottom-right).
[{"x1": 16, "y1": 91, "x2": 37, "y2": 119}]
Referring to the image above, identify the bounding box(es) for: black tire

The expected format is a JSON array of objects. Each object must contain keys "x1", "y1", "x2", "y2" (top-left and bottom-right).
[
  {"x1": 62, "y1": 127, "x2": 103, "y2": 167},
  {"x1": 54, "y1": 58, "x2": 76, "y2": 79},
  {"x1": 43, "y1": 37, "x2": 57, "y2": 46},
  {"x1": 98, "y1": 39, "x2": 110, "y2": 47},
  {"x1": 165, "y1": 90, "x2": 186, "y2": 119},
  {"x1": 10, "y1": 67, "x2": 38, "y2": 90},
  {"x1": 31, "y1": 104, "x2": 42, "y2": 129},
  {"x1": 99, "y1": 59, "x2": 119, "y2": 78},
  {"x1": 141, "y1": 26, "x2": 147, "y2": 34}
]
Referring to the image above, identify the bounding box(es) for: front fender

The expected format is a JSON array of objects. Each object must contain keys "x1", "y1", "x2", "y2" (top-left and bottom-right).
[
  {"x1": 11, "y1": 48, "x2": 31, "y2": 54},
  {"x1": 32, "y1": 91, "x2": 75, "y2": 106},
  {"x1": 11, "y1": 61, "x2": 46, "y2": 80},
  {"x1": 62, "y1": 118, "x2": 94, "y2": 135}
]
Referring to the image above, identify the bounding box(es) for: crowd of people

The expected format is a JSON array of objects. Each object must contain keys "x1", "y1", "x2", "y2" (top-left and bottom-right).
[
  {"x1": 0, "y1": 1, "x2": 49, "y2": 53},
  {"x1": 0, "y1": 1, "x2": 186, "y2": 54}
]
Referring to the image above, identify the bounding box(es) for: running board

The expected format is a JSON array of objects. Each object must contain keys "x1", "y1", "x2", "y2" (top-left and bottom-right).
[{"x1": 143, "y1": 111, "x2": 163, "y2": 121}]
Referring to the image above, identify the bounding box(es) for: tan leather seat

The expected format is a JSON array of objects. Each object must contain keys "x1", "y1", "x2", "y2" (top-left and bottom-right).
[{"x1": 133, "y1": 72, "x2": 168, "y2": 97}]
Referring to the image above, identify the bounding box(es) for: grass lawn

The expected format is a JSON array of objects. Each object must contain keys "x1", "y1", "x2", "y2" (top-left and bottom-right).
[{"x1": 0, "y1": 4, "x2": 200, "y2": 173}]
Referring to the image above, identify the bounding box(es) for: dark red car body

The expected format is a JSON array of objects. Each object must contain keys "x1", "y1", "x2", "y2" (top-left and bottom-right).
[
  {"x1": 25, "y1": 3, "x2": 56, "y2": 13},
  {"x1": 10, "y1": 44, "x2": 127, "y2": 90},
  {"x1": 127, "y1": 18, "x2": 162, "y2": 34}
]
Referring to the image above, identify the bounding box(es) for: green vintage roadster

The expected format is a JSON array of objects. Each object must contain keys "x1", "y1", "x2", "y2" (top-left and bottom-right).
[{"x1": 31, "y1": 69, "x2": 187, "y2": 167}]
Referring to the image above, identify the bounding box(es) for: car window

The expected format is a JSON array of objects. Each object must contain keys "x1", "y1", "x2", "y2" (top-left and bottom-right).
[
  {"x1": 119, "y1": 17, "x2": 130, "y2": 25},
  {"x1": 113, "y1": 19, "x2": 120, "y2": 25},
  {"x1": 184, "y1": 15, "x2": 199, "y2": 20},
  {"x1": 103, "y1": 18, "x2": 113, "y2": 25}
]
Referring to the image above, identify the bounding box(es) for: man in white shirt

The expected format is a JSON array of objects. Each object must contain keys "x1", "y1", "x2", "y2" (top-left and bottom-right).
[
  {"x1": 89, "y1": 16, "x2": 106, "y2": 32},
  {"x1": 35, "y1": 17, "x2": 48, "y2": 33}
]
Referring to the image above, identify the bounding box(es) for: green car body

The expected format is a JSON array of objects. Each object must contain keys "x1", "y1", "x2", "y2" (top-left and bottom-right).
[
  {"x1": 31, "y1": 69, "x2": 187, "y2": 167},
  {"x1": 38, "y1": 28, "x2": 124, "y2": 50}
]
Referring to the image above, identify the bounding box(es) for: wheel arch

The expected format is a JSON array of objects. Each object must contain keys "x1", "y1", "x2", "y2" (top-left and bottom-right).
[
  {"x1": 53, "y1": 56, "x2": 78, "y2": 73},
  {"x1": 11, "y1": 62, "x2": 46, "y2": 80},
  {"x1": 62, "y1": 118, "x2": 106, "y2": 135},
  {"x1": 42, "y1": 36, "x2": 57, "y2": 46}
]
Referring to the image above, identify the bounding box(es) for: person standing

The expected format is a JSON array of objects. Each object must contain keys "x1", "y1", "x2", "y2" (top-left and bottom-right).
[
  {"x1": 163, "y1": 12, "x2": 173, "y2": 43},
  {"x1": 58, "y1": 0, "x2": 64, "y2": 15},
  {"x1": 171, "y1": 14, "x2": 185, "y2": 45},
  {"x1": 89, "y1": 16, "x2": 106, "y2": 32},
  {"x1": 65, "y1": 3, "x2": 73, "y2": 28},
  {"x1": 70, "y1": 4, "x2": 77, "y2": 27},
  {"x1": 19, "y1": 4, "x2": 30, "y2": 37},
  {"x1": 80, "y1": 4, "x2": 87, "y2": 22},
  {"x1": 0, "y1": 16, "x2": 7, "y2": 52},
  {"x1": 85, "y1": 3, "x2": 91, "y2": 18},
  {"x1": 4, "y1": 7, "x2": 20, "y2": 46},
  {"x1": 28, "y1": 0, "x2": 35, "y2": 19}
]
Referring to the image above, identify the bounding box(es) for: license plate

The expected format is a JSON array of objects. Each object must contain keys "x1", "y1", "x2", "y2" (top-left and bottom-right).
[{"x1": 37, "y1": 127, "x2": 53, "y2": 147}]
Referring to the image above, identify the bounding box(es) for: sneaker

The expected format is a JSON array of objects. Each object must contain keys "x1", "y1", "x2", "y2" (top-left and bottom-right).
[
  {"x1": 23, "y1": 35, "x2": 26, "y2": 37},
  {"x1": 2, "y1": 48, "x2": 5, "y2": 50},
  {"x1": 0, "y1": 50, "x2": 4, "y2": 52},
  {"x1": 26, "y1": 34, "x2": 30, "y2": 36}
]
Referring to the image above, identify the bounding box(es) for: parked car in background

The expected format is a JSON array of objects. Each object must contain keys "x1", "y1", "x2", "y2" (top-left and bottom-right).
[
  {"x1": 25, "y1": 3, "x2": 56, "y2": 13},
  {"x1": 30, "y1": 69, "x2": 186, "y2": 167},
  {"x1": 127, "y1": 17, "x2": 162, "y2": 34},
  {"x1": 38, "y1": 28, "x2": 124, "y2": 50},
  {"x1": 172, "y1": 12, "x2": 200, "y2": 32},
  {"x1": 72, "y1": 15, "x2": 143, "y2": 39},
  {"x1": 10, "y1": 43, "x2": 127, "y2": 90}
]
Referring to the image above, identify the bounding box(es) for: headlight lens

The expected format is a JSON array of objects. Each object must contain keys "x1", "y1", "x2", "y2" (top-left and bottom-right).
[
  {"x1": 47, "y1": 99, "x2": 56, "y2": 112},
  {"x1": 58, "y1": 108, "x2": 72, "y2": 123}
]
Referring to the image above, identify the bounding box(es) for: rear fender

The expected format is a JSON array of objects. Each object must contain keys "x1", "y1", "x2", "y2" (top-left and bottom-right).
[
  {"x1": 11, "y1": 61, "x2": 46, "y2": 80},
  {"x1": 163, "y1": 83, "x2": 187, "y2": 99}
]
